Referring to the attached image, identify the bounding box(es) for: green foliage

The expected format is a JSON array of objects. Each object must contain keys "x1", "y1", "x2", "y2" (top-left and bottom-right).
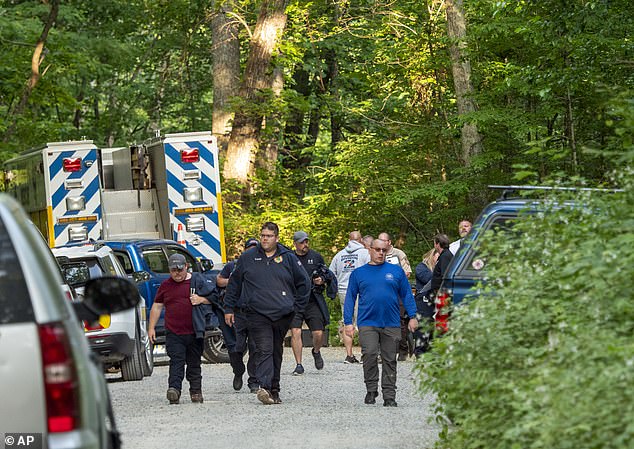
[{"x1": 420, "y1": 112, "x2": 634, "y2": 448}]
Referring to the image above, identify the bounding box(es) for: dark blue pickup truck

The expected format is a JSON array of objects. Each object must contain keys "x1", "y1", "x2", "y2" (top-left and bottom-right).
[{"x1": 102, "y1": 239, "x2": 229, "y2": 363}]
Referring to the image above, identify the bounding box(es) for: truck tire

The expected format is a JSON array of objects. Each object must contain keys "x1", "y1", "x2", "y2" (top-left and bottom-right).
[
  {"x1": 202, "y1": 330, "x2": 230, "y2": 364},
  {"x1": 121, "y1": 327, "x2": 144, "y2": 381}
]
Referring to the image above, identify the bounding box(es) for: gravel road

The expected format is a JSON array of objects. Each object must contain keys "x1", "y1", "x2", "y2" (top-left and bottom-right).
[{"x1": 108, "y1": 346, "x2": 439, "y2": 449}]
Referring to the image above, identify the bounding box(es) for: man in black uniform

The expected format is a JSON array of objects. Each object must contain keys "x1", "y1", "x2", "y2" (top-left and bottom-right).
[
  {"x1": 224, "y1": 222, "x2": 310, "y2": 405},
  {"x1": 216, "y1": 238, "x2": 259, "y2": 393},
  {"x1": 289, "y1": 231, "x2": 337, "y2": 375}
]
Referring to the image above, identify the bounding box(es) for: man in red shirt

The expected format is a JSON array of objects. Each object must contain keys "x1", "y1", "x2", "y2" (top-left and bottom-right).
[{"x1": 148, "y1": 253, "x2": 209, "y2": 404}]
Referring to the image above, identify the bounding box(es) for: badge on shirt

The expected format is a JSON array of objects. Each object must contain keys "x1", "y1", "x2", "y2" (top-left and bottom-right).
[{"x1": 274, "y1": 255, "x2": 283, "y2": 263}]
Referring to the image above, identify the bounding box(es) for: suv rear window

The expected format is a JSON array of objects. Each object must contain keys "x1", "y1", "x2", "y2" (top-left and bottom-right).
[{"x1": 0, "y1": 218, "x2": 33, "y2": 324}]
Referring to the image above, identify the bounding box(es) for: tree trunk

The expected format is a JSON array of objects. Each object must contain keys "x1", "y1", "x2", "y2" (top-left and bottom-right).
[
  {"x1": 223, "y1": 0, "x2": 288, "y2": 184},
  {"x1": 73, "y1": 77, "x2": 87, "y2": 129},
  {"x1": 258, "y1": 66, "x2": 284, "y2": 172},
  {"x1": 3, "y1": 0, "x2": 60, "y2": 142},
  {"x1": 211, "y1": 0, "x2": 241, "y2": 156},
  {"x1": 445, "y1": 0, "x2": 483, "y2": 164},
  {"x1": 148, "y1": 55, "x2": 171, "y2": 135}
]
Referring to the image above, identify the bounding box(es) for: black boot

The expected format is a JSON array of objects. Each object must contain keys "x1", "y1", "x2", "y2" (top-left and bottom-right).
[{"x1": 229, "y1": 352, "x2": 245, "y2": 391}]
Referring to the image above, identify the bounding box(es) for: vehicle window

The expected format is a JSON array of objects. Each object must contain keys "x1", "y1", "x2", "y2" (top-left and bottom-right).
[
  {"x1": 100, "y1": 256, "x2": 119, "y2": 276},
  {"x1": 0, "y1": 217, "x2": 34, "y2": 324},
  {"x1": 61, "y1": 262, "x2": 91, "y2": 286},
  {"x1": 114, "y1": 250, "x2": 134, "y2": 274},
  {"x1": 142, "y1": 247, "x2": 169, "y2": 273},
  {"x1": 164, "y1": 246, "x2": 199, "y2": 272},
  {"x1": 457, "y1": 216, "x2": 517, "y2": 278}
]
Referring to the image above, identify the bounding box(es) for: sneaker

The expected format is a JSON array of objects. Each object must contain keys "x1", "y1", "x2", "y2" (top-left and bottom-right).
[
  {"x1": 271, "y1": 391, "x2": 282, "y2": 404},
  {"x1": 166, "y1": 388, "x2": 180, "y2": 405},
  {"x1": 292, "y1": 363, "x2": 305, "y2": 375},
  {"x1": 344, "y1": 355, "x2": 361, "y2": 364},
  {"x1": 256, "y1": 388, "x2": 275, "y2": 405},
  {"x1": 233, "y1": 374, "x2": 243, "y2": 391},
  {"x1": 383, "y1": 399, "x2": 398, "y2": 407},
  {"x1": 190, "y1": 391, "x2": 204, "y2": 403},
  {"x1": 398, "y1": 352, "x2": 408, "y2": 362},
  {"x1": 248, "y1": 385, "x2": 259, "y2": 394},
  {"x1": 364, "y1": 391, "x2": 378, "y2": 405},
  {"x1": 312, "y1": 349, "x2": 324, "y2": 370}
]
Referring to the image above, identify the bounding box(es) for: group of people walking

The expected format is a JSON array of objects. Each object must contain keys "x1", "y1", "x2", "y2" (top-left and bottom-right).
[{"x1": 147, "y1": 220, "x2": 471, "y2": 407}]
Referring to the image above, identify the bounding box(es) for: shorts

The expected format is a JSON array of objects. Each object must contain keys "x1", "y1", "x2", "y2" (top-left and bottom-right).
[
  {"x1": 291, "y1": 300, "x2": 325, "y2": 330},
  {"x1": 339, "y1": 293, "x2": 358, "y2": 328}
]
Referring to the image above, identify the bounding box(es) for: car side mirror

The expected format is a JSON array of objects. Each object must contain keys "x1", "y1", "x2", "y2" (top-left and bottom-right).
[
  {"x1": 199, "y1": 258, "x2": 214, "y2": 272},
  {"x1": 73, "y1": 277, "x2": 140, "y2": 322}
]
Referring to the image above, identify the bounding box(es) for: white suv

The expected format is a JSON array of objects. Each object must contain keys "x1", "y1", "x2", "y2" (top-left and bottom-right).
[
  {"x1": 0, "y1": 194, "x2": 140, "y2": 448},
  {"x1": 52, "y1": 245, "x2": 153, "y2": 381}
]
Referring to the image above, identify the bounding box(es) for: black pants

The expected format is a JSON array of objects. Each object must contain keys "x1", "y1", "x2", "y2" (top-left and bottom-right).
[
  {"x1": 233, "y1": 311, "x2": 258, "y2": 389},
  {"x1": 398, "y1": 304, "x2": 411, "y2": 357},
  {"x1": 247, "y1": 310, "x2": 293, "y2": 394},
  {"x1": 165, "y1": 331, "x2": 203, "y2": 392}
]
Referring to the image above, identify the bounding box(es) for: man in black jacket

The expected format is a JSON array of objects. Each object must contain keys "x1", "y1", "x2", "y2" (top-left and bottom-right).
[
  {"x1": 289, "y1": 231, "x2": 337, "y2": 375},
  {"x1": 224, "y1": 222, "x2": 311, "y2": 405},
  {"x1": 430, "y1": 234, "x2": 453, "y2": 295}
]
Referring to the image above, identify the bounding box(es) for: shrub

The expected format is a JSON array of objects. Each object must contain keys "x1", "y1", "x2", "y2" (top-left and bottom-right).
[{"x1": 419, "y1": 177, "x2": 634, "y2": 449}]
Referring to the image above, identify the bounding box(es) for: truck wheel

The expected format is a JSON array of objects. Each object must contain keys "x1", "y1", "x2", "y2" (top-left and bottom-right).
[
  {"x1": 121, "y1": 327, "x2": 144, "y2": 381},
  {"x1": 202, "y1": 332, "x2": 230, "y2": 364}
]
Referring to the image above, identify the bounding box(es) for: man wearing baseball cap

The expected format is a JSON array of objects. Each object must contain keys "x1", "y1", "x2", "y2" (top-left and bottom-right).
[
  {"x1": 289, "y1": 231, "x2": 337, "y2": 375},
  {"x1": 148, "y1": 253, "x2": 209, "y2": 404}
]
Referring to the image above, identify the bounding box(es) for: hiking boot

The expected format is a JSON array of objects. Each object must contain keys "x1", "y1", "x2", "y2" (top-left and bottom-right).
[
  {"x1": 364, "y1": 391, "x2": 378, "y2": 405},
  {"x1": 233, "y1": 374, "x2": 243, "y2": 391},
  {"x1": 256, "y1": 388, "x2": 275, "y2": 405},
  {"x1": 312, "y1": 349, "x2": 324, "y2": 370},
  {"x1": 344, "y1": 355, "x2": 361, "y2": 364},
  {"x1": 383, "y1": 399, "x2": 398, "y2": 407},
  {"x1": 292, "y1": 363, "x2": 305, "y2": 375},
  {"x1": 166, "y1": 388, "x2": 180, "y2": 405},
  {"x1": 190, "y1": 390, "x2": 204, "y2": 403},
  {"x1": 271, "y1": 391, "x2": 282, "y2": 404}
]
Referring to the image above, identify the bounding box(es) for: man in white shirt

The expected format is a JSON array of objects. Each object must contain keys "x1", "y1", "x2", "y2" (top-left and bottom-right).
[{"x1": 449, "y1": 220, "x2": 472, "y2": 255}]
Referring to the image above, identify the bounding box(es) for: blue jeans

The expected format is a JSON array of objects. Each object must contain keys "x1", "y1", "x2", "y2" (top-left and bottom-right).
[
  {"x1": 165, "y1": 331, "x2": 203, "y2": 392},
  {"x1": 247, "y1": 311, "x2": 293, "y2": 393}
]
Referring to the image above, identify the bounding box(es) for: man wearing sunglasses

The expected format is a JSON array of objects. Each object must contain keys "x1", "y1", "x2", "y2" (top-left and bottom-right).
[{"x1": 343, "y1": 239, "x2": 418, "y2": 407}]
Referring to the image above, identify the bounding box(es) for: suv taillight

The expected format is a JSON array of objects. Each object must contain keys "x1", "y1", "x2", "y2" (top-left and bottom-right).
[
  {"x1": 38, "y1": 323, "x2": 79, "y2": 433},
  {"x1": 435, "y1": 288, "x2": 452, "y2": 333}
]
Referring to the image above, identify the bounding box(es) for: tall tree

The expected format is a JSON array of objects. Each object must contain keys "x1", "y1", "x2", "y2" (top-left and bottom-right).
[
  {"x1": 211, "y1": 0, "x2": 241, "y2": 154},
  {"x1": 3, "y1": 0, "x2": 59, "y2": 143},
  {"x1": 222, "y1": 0, "x2": 288, "y2": 185},
  {"x1": 445, "y1": 0, "x2": 483, "y2": 164}
]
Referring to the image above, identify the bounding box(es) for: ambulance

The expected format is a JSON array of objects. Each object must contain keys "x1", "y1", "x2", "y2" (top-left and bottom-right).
[{"x1": 2, "y1": 131, "x2": 226, "y2": 266}]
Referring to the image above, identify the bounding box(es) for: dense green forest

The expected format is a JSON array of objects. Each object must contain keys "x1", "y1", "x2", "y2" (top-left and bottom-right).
[{"x1": 1, "y1": 0, "x2": 632, "y2": 261}]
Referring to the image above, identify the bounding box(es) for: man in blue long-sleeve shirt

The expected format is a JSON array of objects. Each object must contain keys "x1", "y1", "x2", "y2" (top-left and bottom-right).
[{"x1": 344, "y1": 238, "x2": 418, "y2": 407}]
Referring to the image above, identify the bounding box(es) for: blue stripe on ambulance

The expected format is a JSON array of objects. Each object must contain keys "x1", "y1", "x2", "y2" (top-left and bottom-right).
[
  {"x1": 163, "y1": 139, "x2": 222, "y2": 262},
  {"x1": 49, "y1": 147, "x2": 101, "y2": 244}
]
